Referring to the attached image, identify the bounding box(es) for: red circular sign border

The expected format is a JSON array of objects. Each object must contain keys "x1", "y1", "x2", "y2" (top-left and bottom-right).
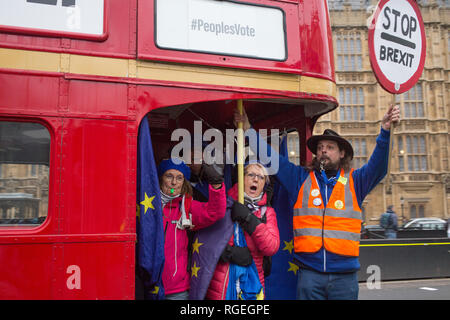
[{"x1": 368, "y1": 0, "x2": 426, "y2": 94}]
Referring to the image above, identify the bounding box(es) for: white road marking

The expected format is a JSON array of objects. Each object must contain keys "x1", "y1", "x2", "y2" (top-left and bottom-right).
[{"x1": 419, "y1": 287, "x2": 438, "y2": 291}]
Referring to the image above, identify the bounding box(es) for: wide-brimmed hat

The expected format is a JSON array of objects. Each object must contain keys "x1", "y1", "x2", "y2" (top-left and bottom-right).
[{"x1": 307, "y1": 129, "x2": 354, "y2": 160}]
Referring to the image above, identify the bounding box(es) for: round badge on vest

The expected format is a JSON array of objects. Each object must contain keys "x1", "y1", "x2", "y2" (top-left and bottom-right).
[
  {"x1": 311, "y1": 189, "x2": 320, "y2": 197},
  {"x1": 313, "y1": 198, "x2": 322, "y2": 206},
  {"x1": 334, "y1": 200, "x2": 344, "y2": 210}
]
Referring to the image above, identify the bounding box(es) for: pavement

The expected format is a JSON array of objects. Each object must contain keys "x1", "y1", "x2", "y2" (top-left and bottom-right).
[{"x1": 359, "y1": 277, "x2": 450, "y2": 300}]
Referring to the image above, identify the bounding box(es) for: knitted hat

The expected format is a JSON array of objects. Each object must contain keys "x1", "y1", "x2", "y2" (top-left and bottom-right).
[{"x1": 157, "y1": 158, "x2": 191, "y2": 180}]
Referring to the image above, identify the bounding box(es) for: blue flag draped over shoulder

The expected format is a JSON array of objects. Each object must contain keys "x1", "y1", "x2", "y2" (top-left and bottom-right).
[
  {"x1": 136, "y1": 115, "x2": 165, "y2": 300},
  {"x1": 189, "y1": 196, "x2": 235, "y2": 300},
  {"x1": 265, "y1": 135, "x2": 297, "y2": 300}
]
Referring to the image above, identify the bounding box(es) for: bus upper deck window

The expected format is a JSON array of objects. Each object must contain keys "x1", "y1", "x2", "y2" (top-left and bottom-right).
[{"x1": 0, "y1": 121, "x2": 50, "y2": 227}]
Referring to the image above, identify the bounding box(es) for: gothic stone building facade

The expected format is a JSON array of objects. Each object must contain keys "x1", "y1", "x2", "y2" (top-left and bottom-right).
[{"x1": 308, "y1": 0, "x2": 450, "y2": 224}]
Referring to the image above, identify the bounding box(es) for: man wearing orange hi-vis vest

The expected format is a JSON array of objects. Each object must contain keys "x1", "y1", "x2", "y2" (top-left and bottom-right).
[{"x1": 234, "y1": 104, "x2": 400, "y2": 300}]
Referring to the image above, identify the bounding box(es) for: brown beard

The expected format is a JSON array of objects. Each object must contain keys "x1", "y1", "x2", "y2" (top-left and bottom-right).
[
  {"x1": 306, "y1": 156, "x2": 352, "y2": 172},
  {"x1": 316, "y1": 157, "x2": 339, "y2": 171}
]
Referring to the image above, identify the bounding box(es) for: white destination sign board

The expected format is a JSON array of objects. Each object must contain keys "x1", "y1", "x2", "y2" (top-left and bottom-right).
[
  {"x1": 155, "y1": 0, "x2": 287, "y2": 61},
  {"x1": 368, "y1": 0, "x2": 426, "y2": 93},
  {"x1": 0, "y1": 0, "x2": 104, "y2": 37}
]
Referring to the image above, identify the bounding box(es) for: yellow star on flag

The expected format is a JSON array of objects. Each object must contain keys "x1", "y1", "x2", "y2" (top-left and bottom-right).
[
  {"x1": 288, "y1": 261, "x2": 299, "y2": 275},
  {"x1": 192, "y1": 238, "x2": 203, "y2": 255},
  {"x1": 256, "y1": 289, "x2": 264, "y2": 300},
  {"x1": 191, "y1": 261, "x2": 200, "y2": 278},
  {"x1": 282, "y1": 240, "x2": 294, "y2": 254},
  {"x1": 151, "y1": 286, "x2": 159, "y2": 295},
  {"x1": 140, "y1": 192, "x2": 155, "y2": 214}
]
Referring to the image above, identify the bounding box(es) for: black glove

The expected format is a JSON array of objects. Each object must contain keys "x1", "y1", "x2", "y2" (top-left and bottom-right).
[
  {"x1": 231, "y1": 201, "x2": 250, "y2": 222},
  {"x1": 219, "y1": 244, "x2": 253, "y2": 266},
  {"x1": 201, "y1": 163, "x2": 224, "y2": 185},
  {"x1": 231, "y1": 201, "x2": 261, "y2": 235}
]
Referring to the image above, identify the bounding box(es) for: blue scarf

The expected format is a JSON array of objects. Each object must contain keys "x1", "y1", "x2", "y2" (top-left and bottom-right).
[
  {"x1": 225, "y1": 223, "x2": 264, "y2": 300},
  {"x1": 320, "y1": 170, "x2": 338, "y2": 187}
]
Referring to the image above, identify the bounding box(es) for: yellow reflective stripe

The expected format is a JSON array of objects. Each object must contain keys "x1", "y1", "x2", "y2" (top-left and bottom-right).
[
  {"x1": 294, "y1": 228, "x2": 360, "y2": 242},
  {"x1": 293, "y1": 228, "x2": 322, "y2": 238},
  {"x1": 324, "y1": 230, "x2": 360, "y2": 241},
  {"x1": 325, "y1": 209, "x2": 361, "y2": 220},
  {"x1": 360, "y1": 242, "x2": 450, "y2": 247},
  {"x1": 293, "y1": 208, "x2": 322, "y2": 217}
]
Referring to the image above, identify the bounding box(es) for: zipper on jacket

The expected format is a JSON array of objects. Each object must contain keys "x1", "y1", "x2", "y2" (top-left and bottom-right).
[
  {"x1": 170, "y1": 201, "x2": 179, "y2": 278},
  {"x1": 322, "y1": 184, "x2": 328, "y2": 272},
  {"x1": 165, "y1": 200, "x2": 179, "y2": 278},
  {"x1": 221, "y1": 265, "x2": 230, "y2": 300},
  {"x1": 173, "y1": 225, "x2": 178, "y2": 277}
]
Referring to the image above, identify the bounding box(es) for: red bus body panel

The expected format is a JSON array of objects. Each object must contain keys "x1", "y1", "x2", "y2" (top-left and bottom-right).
[{"x1": 0, "y1": 0, "x2": 335, "y2": 299}]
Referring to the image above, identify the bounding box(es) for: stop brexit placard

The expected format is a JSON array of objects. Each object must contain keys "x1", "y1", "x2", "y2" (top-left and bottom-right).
[{"x1": 368, "y1": 0, "x2": 426, "y2": 94}]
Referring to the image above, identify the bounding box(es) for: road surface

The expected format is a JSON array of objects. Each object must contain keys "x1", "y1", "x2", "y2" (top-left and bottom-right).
[{"x1": 359, "y1": 278, "x2": 450, "y2": 300}]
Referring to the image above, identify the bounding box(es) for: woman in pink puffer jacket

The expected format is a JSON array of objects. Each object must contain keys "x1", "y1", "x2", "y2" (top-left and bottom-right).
[
  {"x1": 205, "y1": 163, "x2": 280, "y2": 300},
  {"x1": 158, "y1": 159, "x2": 226, "y2": 300}
]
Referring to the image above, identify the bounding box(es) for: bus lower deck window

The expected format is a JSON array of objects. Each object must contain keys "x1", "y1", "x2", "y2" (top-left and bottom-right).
[{"x1": 0, "y1": 121, "x2": 50, "y2": 227}]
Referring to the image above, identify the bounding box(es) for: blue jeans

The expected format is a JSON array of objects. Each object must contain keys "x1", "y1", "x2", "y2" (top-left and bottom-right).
[
  {"x1": 384, "y1": 230, "x2": 397, "y2": 239},
  {"x1": 296, "y1": 268, "x2": 359, "y2": 300}
]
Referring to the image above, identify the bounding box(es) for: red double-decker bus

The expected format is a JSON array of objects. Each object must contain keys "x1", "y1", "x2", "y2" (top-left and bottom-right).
[{"x1": 0, "y1": 0, "x2": 336, "y2": 299}]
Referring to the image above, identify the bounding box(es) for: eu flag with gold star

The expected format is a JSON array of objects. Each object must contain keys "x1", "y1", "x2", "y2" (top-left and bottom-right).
[
  {"x1": 189, "y1": 197, "x2": 235, "y2": 300},
  {"x1": 265, "y1": 136, "x2": 298, "y2": 299},
  {"x1": 136, "y1": 115, "x2": 165, "y2": 300}
]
